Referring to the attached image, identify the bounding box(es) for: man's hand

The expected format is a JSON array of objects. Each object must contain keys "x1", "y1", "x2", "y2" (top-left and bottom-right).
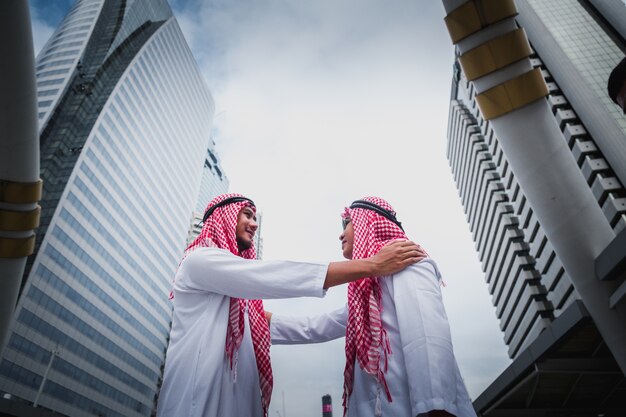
[
  {"x1": 324, "y1": 240, "x2": 427, "y2": 288},
  {"x1": 370, "y1": 240, "x2": 427, "y2": 277},
  {"x1": 264, "y1": 311, "x2": 273, "y2": 326}
]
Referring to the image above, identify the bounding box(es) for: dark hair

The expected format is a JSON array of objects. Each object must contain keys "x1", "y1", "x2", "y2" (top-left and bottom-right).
[{"x1": 608, "y1": 57, "x2": 626, "y2": 104}]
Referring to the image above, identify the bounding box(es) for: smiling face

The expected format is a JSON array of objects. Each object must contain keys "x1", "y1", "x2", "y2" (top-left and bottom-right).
[
  {"x1": 339, "y1": 219, "x2": 354, "y2": 259},
  {"x1": 236, "y1": 206, "x2": 257, "y2": 252}
]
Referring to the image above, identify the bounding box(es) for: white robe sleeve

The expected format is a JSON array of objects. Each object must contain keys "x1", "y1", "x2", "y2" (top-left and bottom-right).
[
  {"x1": 393, "y1": 259, "x2": 470, "y2": 417},
  {"x1": 270, "y1": 305, "x2": 348, "y2": 344},
  {"x1": 176, "y1": 247, "x2": 328, "y2": 299}
]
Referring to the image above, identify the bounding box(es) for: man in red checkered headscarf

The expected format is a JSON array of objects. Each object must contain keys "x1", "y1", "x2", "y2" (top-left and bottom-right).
[
  {"x1": 269, "y1": 196, "x2": 477, "y2": 417},
  {"x1": 157, "y1": 194, "x2": 425, "y2": 417}
]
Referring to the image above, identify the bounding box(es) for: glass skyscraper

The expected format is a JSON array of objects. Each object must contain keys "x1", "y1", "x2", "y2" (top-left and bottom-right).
[
  {"x1": 447, "y1": 0, "x2": 626, "y2": 415},
  {"x1": 0, "y1": 1, "x2": 223, "y2": 416},
  {"x1": 194, "y1": 143, "x2": 229, "y2": 215},
  {"x1": 186, "y1": 144, "x2": 229, "y2": 246}
]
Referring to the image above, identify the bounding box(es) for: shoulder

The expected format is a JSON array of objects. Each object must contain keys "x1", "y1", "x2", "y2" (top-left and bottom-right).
[
  {"x1": 186, "y1": 246, "x2": 232, "y2": 258},
  {"x1": 396, "y1": 258, "x2": 441, "y2": 279},
  {"x1": 389, "y1": 258, "x2": 442, "y2": 293},
  {"x1": 180, "y1": 247, "x2": 235, "y2": 269}
]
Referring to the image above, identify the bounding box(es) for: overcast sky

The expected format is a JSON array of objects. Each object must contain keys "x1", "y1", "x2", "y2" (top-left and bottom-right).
[{"x1": 30, "y1": 1, "x2": 512, "y2": 415}]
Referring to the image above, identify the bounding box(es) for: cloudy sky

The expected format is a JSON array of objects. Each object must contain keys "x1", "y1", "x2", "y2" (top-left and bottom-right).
[{"x1": 30, "y1": 1, "x2": 512, "y2": 415}]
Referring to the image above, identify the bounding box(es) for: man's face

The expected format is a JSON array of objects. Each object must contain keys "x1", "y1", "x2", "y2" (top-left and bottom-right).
[
  {"x1": 617, "y1": 81, "x2": 626, "y2": 114},
  {"x1": 236, "y1": 206, "x2": 257, "y2": 251},
  {"x1": 339, "y1": 219, "x2": 354, "y2": 259}
]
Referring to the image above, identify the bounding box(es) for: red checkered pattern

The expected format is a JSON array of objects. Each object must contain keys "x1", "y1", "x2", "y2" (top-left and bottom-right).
[
  {"x1": 342, "y1": 197, "x2": 408, "y2": 415},
  {"x1": 177, "y1": 193, "x2": 273, "y2": 416}
]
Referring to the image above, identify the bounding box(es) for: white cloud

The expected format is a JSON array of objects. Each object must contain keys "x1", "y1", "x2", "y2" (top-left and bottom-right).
[{"x1": 174, "y1": 1, "x2": 512, "y2": 415}]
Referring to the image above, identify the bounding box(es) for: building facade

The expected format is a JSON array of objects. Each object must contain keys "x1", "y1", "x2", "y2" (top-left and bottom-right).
[
  {"x1": 194, "y1": 145, "x2": 230, "y2": 215},
  {"x1": 0, "y1": 1, "x2": 222, "y2": 416},
  {"x1": 253, "y1": 212, "x2": 264, "y2": 260},
  {"x1": 186, "y1": 145, "x2": 230, "y2": 246},
  {"x1": 447, "y1": 0, "x2": 626, "y2": 414}
]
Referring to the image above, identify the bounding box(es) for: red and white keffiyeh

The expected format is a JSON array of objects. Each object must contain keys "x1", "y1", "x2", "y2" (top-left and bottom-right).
[
  {"x1": 342, "y1": 196, "x2": 409, "y2": 415},
  {"x1": 177, "y1": 193, "x2": 273, "y2": 416}
]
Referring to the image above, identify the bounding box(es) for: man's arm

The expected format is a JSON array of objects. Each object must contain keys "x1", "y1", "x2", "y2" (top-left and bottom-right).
[
  {"x1": 269, "y1": 305, "x2": 347, "y2": 345},
  {"x1": 178, "y1": 240, "x2": 424, "y2": 300},
  {"x1": 180, "y1": 248, "x2": 328, "y2": 299},
  {"x1": 266, "y1": 241, "x2": 426, "y2": 344},
  {"x1": 323, "y1": 240, "x2": 425, "y2": 289}
]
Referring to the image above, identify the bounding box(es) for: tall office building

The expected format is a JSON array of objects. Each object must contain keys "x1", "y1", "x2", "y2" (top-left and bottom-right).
[
  {"x1": 194, "y1": 144, "x2": 230, "y2": 215},
  {"x1": 447, "y1": 0, "x2": 626, "y2": 414},
  {"x1": 0, "y1": 0, "x2": 223, "y2": 416},
  {"x1": 253, "y1": 212, "x2": 264, "y2": 260},
  {"x1": 186, "y1": 144, "x2": 230, "y2": 245}
]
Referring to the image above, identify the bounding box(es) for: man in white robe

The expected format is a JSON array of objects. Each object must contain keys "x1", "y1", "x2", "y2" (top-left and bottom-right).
[
  {"x1": 269, "y1": 196, "x2": 477, "y2": 417},
  {"x1": 156, "y1": 194, "x2": 425, "y2": 417}
]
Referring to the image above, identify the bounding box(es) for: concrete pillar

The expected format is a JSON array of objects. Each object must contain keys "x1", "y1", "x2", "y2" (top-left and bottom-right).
[{"x1": 0, "y1": 0, "x2": 40, "y2": 354}]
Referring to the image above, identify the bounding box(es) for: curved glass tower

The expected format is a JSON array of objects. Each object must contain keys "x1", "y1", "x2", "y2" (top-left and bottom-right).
[{"x1": 0, "y1": 1, "x2": 220, "y2": 416}]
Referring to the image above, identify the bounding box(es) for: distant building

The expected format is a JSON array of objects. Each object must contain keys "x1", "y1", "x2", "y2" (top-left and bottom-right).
[
  {"x1": 186, "y1": 144, "x2": 230, "y2": 246},
  {"x1": 322, "y1": 394, "x2": 332, "y2": 417},
  {"x1": 194, "y1": 144, "x2": 230, "y2": 214},
  {"x1": 253, "y1": 212, "x2": 264, "y2": 260},
  {"x1": 186, "y1": 211, "x2": 204, "y2": 247}
]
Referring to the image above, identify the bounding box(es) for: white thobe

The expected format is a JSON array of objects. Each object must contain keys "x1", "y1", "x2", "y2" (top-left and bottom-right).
[
  {"x1": 156, "y1": 247, "x2": 328, "y2": 417},
  {"x1": 270, "y1": 259, "x2": 477, "y2": 417}
]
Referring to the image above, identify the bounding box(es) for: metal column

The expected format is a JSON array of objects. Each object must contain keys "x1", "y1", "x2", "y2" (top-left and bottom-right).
[{"x1": 0, "y1": 0, "x2": 41, "y2": 354}]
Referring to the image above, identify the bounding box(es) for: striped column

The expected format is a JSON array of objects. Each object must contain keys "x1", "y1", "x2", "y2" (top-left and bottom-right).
[{"x1": 0, "y1": 0, "x2": 41, "y2": 354}]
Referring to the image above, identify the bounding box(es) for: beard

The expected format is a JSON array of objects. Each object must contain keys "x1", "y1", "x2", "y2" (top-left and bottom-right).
[{"x1": 237, "y1": 236, "x2": 253, "y2": 252}]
